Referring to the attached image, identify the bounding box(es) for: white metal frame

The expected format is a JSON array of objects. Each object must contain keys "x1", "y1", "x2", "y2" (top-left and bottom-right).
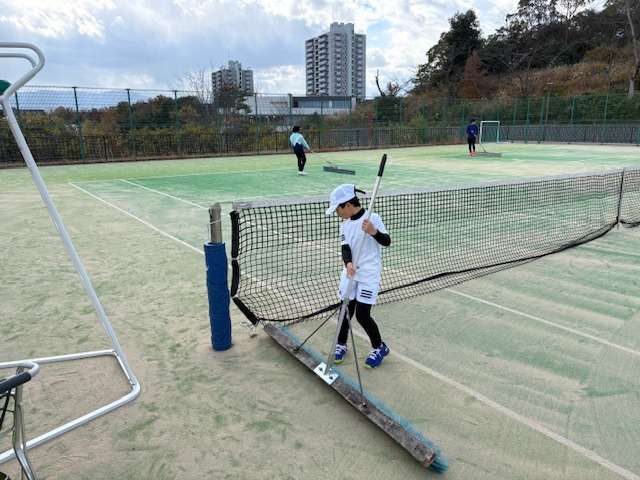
[
  {"x1": 1, "y1": 361, "x2": 41, "y2": 480},
  {"x1": 478, "y1": 120, "x2": 502, "y2": 147},
  {"x1": 0, "y1": 42, "x2": 140, "y2": 464}
]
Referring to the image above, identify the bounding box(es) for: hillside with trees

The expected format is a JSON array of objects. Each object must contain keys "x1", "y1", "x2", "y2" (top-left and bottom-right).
[{"x1": 412, "y1": 0, "x2": 640, "y2": 99}]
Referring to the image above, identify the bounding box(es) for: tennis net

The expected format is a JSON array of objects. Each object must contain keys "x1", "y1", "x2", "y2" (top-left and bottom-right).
[{"x1": 230, "y1": 168, "x2": 640, "y2": 325}]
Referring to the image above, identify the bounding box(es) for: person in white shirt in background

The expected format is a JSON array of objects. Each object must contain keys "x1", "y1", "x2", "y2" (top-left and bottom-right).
[
  {"x1": 325, "y1": 184, "x2": 391, "y2": 368},
  {"x1": 289, "y1": 126, "x2": 313, "y2": 175}
]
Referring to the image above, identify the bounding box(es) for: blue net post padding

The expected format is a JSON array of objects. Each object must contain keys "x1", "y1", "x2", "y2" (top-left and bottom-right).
[{"x1": 205, "y1": 242, "x2": 232, "y2": 351}]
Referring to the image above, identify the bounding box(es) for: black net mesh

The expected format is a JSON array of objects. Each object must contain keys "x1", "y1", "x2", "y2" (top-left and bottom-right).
[{"x1": 230, "y1": 169, "x2": 640, "y2": 325}]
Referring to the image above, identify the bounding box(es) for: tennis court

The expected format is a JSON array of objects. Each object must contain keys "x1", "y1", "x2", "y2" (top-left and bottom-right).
[{"x1": 2, "y1": 142, "x2": 640, "y2": 479}]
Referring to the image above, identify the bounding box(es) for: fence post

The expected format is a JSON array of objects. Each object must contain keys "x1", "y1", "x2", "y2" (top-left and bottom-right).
[
  {"x1": 603, "y1": 92, "x2": 609, "y2": 126},
  {"x1": 126, "y1": 88, "x2": 136, "y2": 158},
  {"x1": 539, "y1": 95, "x2": 546, "y2": 142},
  {"x1": 288, "y1": 93, "x2": 293, "y2": 127},
  {"x1": 525, "y1": 97, "x2": 531, "y2": 143},
  {"x1": 254, "y1": 93, "x2": 260, "y2": 154},
  {"x1": 173, "y1": 90, "x2": 180, "y2": 155},
  {"x1": 569, "y1": 97, "x2": 575, "y2": 125},
  {"x1": 72, "y1": 87, "x2": 86, "y2": 161}
]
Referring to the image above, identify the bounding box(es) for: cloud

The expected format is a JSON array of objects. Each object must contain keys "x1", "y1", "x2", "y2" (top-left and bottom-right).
[
  {"x1": 0, "y1": 0, "x2": 116, "y2": 39},
  {"x1": 0, "y1": 0, "x2": 525, "y2": 95},
  {"x1": 254, "y1": 64, "x2": 306, "y2": 94}
]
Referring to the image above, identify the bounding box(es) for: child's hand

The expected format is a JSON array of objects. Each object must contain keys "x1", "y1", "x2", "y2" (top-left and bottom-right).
[
  {"x1": 362, "y1": 219, "x2": 377, "y2": 236},
  {"x1": 346, "y1": 262, "x2": 356, "y2": 278}
]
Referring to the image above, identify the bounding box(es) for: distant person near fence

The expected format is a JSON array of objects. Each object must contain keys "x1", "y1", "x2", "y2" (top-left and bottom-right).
[{"x1": 289, "y1": 125, "x2": 313, "y2": 175}]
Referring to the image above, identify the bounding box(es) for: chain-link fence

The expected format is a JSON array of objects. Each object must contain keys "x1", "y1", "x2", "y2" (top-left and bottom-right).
[{"x1": 1, "y1": 85, "x2": 639, "y2": 166}]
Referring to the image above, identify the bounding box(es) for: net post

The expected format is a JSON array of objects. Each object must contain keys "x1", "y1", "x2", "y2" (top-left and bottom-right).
[
  {"x1": 209, "y1": 203, "x2": 222, "y2": 243},
  {"x1": 205, "y1": 203, "x2": 232, "y2": 350}
]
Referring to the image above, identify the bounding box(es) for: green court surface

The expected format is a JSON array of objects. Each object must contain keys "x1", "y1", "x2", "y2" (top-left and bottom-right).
[{"x1": 2, "y1": 143, "x2": 640, "y2": 479}]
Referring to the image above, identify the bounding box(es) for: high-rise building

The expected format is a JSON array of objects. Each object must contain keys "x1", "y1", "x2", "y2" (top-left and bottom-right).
[
  {"x1": 212, "y1": 60, "x2": 254, "y2": 97},
  {"x1": 305, "y1": 22, "x2": 366, "y2": 99}
]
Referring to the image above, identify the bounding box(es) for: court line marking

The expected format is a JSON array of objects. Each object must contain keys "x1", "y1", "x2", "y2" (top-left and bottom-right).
[
  {"x1": 119, "y1": 179, "x2": 207, "y2": 210},
  {"x1": 71, "y1": 166, "x2": 297, "y2": 183},
  {"x1": 70, "y1": 181, "x2": 640, "y2": 480},
  {"x1": 448, "y1": 289, "x2": 640, "y2": 359},
  {"x1": 377, "y1": 333, "x2": 640, "y2": 480},
  {"x1": 124, "y1": 166, "x2": 294, "y2": 181},
  {"x1": 70, "y1": 183, "x2": 203, "y2": 255}
]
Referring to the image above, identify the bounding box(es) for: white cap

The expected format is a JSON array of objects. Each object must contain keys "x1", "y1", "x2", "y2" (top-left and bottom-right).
[{"x1": 326, "y1": 184, "x2": 357, "y2": 215}]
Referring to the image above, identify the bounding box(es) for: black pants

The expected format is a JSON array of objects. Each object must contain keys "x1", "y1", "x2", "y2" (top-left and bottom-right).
[
  {"x1": 338, "y1": 300, "x2": 382, "y2": 348},
  {"x1": 293, "y1": 144, "x2": 306, "y2": 171},
  {"x1": 468, "y1": 136, "x2": 476, "y2": 152}
]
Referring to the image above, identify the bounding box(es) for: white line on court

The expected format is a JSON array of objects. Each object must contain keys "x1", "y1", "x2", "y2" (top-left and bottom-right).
[
  {"x1": 71, "y1": 182, "x2": 640, "y2": 480},
  {"x1": 375, "y1": 331, "x2": 640, "y2": 480},
  {"x1": 124, "y1": 166, "x2": 296, "y2": 181},
  {"x1": 69, "y1": 183, "x2": 204, "y2": 256},
  {"x1": 448, "y1": 289, "x2": 640, "y2": 359},
  {"x1": 119, "y1": 179, "x2": 207, "y2": 209}
]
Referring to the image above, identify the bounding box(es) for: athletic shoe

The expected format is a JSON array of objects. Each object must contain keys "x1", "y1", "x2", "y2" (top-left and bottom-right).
[
  {"x1": 365, "y1": 342, "x2": 390, "y2": 368},
  {"x1": 300, "y1": 171, "x2": 308, "y2": 176},
  {"x1": 334, "y1": 343, "x2": 348, "y2": 364}
]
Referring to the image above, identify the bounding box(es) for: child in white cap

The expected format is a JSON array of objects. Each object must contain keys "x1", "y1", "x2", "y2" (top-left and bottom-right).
[{"x1": 326, "y1": 184, "x2": 391, "y2": 368}]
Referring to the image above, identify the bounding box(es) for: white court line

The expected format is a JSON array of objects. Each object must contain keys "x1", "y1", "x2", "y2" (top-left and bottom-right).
[
  {"x1": 125, "y1": 166, "x2": 294, "y2": 181},
  {"x1": 448, "y1": 289, "x2": 640, "y2": 360},
  {"x1": 72, "y1": 182, "x2": 640, "y2": 479},
  {"x1": 374, "y1": 332, "x2": 640, "y2": 480},
  {"x1": 119, "y1": 179, "x2": 207, "y2": 210},
  {"x1": 73, "y1": 166, "x2": 296, "y2": 184},
  {"x1": 69, "y1": 183, "x2": 204, "y2": 256}
]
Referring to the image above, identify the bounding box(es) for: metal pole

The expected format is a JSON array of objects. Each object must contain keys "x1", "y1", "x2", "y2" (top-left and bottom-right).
[
  {"x1": 126, "y1": 88, "x2": 135, "y2": 158},
  {"x1": 254, "y1": 93, "x2": 260, "y2": 154},
  {"x1": 1, "y1": 97, "x2": 137, "y2": 383},
  {"x1": 569, "y1": 97, "x2": 575, "y2": 125},
  {"x1": 525, "y1": 97, "x2": 530, "y2": 143},
  {"x1": 173, "y1": 90, "x2": 180, "y2": 154},
  {"x1": 209, "y1": 203, "x2": 222, "y2": 243},
  {"x1": 73, "y1": 86, "x2": 86, "y2": 161},
  {"x1": 598, "y1": 93, "x2": 609, "y2": 144}
]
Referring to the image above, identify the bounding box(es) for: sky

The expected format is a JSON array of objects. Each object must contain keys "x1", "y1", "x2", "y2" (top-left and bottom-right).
[{"x1": 1, "y1": 0, "x2": 529, "y2": 97}]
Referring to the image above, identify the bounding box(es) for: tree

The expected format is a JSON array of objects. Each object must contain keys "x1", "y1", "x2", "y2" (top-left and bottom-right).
[
  {"x1": 461, "y1": 51, "x2": 486, "y2": 98},
  {"x1": 181, "y1": 67, "x2": 215, "y2": 120},
  {"x1": 413, "y1": 10, "x2": 483, "y2": 97},
  {"x1": 557, "y1": 0, "x2": 592, "y2": 45},
  {"x1": 603, "y1": 0, "x2": 640, "y2": 96},
  {"x1": 624, "y1": 0, "x2": 640, "y2": 96},
  {"x1": 213, "y1": 85, "x2": 251, "y2": 124}
]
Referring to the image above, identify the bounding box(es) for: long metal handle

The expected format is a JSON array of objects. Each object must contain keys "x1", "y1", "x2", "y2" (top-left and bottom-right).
[
  {"x1": 0, "y1": 43, "x2": 45, "y2": 100},
  {"x1": 325, "y1": 154, "x2": 388, "y2": 372}
]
